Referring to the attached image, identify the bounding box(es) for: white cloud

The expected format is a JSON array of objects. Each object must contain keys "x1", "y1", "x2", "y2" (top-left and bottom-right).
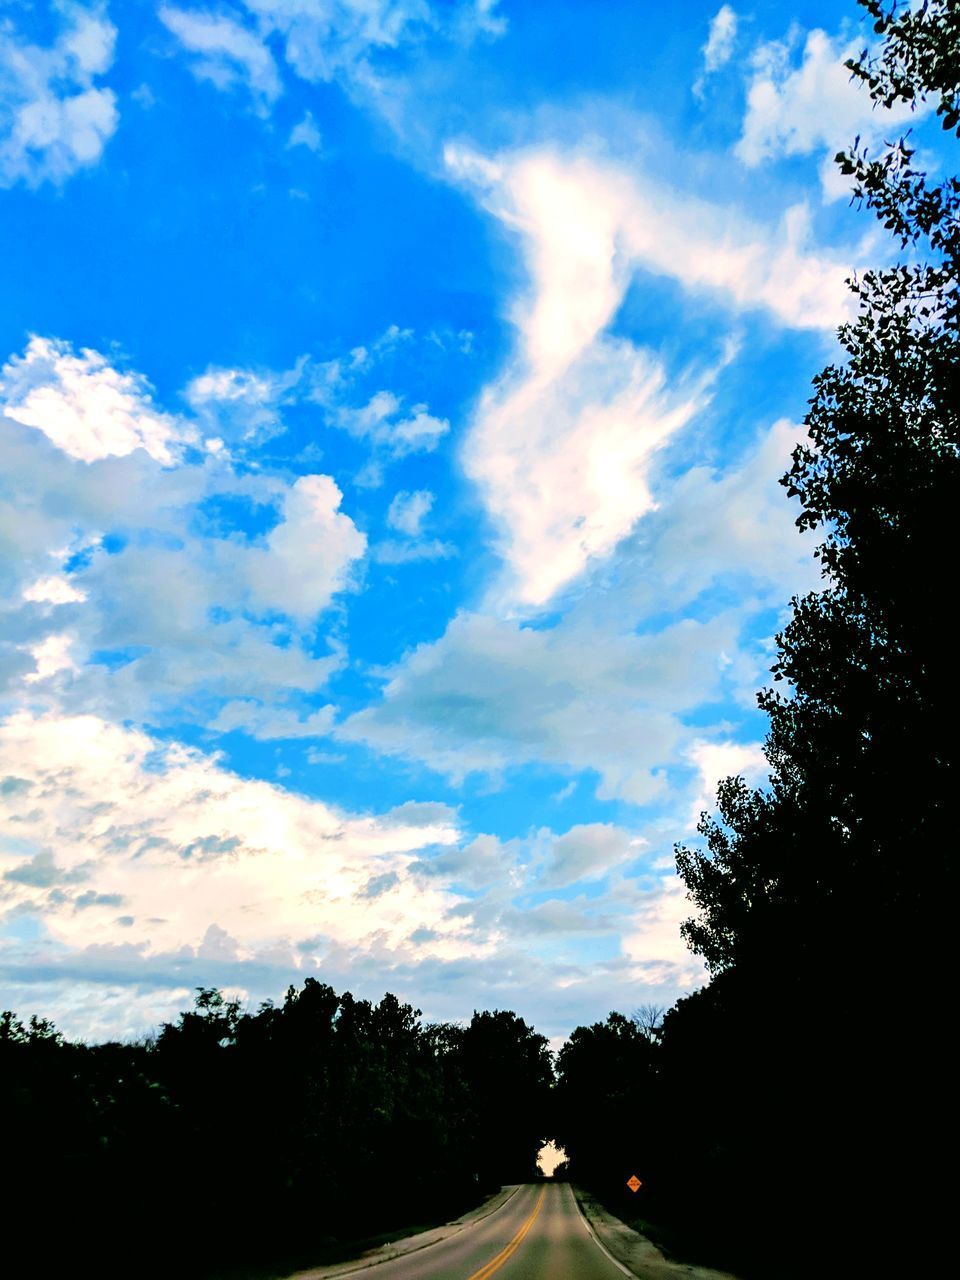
[
  {"x1": 159, "y1": 5, "x2": 283, "y2": 114},
  {"x1": 0, "y1": 337, "x2": 364, "y2": 724},
  {"x1": 242, "y1": 0, "x2": 501, "y2": 83},
  {"x1": 467, "y1": 335, "x2": 705, "y2": 607},
  {"x1": 632, "y1": 418, "x2": 819, "y2": 610},
  {"x1": 22, "y1": 576, "x2": 87, "y2": 605},
  {"x1": 0, "y1": 2, "x2": 118, "y2": 187},
  {"x1": 338, "y1": 416, "x2": 817, "y2": 805},
  {"x1": 0, "y1": 713, "x2": 708, "y2": 1039},
  {"x1": 372, "y1": 538, "x2": 455, "y2": 564},
  {"x1": 287, "y1": 109, "x2": 322, "y2": 152},
  {"x1": 340, "y1": 609, "x2": 743, "y2": 805},
  {"x1": 736, "y1": 25, "x2": 922, "y2": 198},
  {"x1": 694, "y1": 5, "x2": 738, "y2": 97},
  {"x1": 24, "y1": 632, "x2": 78, "y2": 683},
  {"x1": 160, "y1": 0, "x2": 505, "y2": 122},
  {"x1": 541, "y1": 823, "x2": 646, "y2": 888},
  {"x1": 0, "y1": 710, "x2": 466, "y2": 967},
  {"x1": 184, "y1": 358, "x2": 305, "y2": 442},
  {"x1": 686, "y1": 737, "x2": 768, "y2": 824},
  {"x1": 704, "y1": 5, "x2": 738, "y2": 73},
  {"x1": 446, "y1": 143, "x2": 848, "y2": 606},
  {"x1": 621, "y1": 875, "x2": 705, "y2": 985},
  {"x1": 245, "y1": 474, "x2": 366, "y2": 622},
  {"x1": 387, "y1": 489, "x2": 433, "y2": 537},
  {"x1": 0, "y1": 336, "x2": 190, "y2": 465},
  {"x1": 207, "y1": 699, "x2": 336, "y2": 738},
  {"x1": 332, "y1": 390, "x2": 449, "y2": 457}
]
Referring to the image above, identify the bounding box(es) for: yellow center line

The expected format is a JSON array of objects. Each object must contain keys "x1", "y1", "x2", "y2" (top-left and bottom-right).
[{"x1": 465, "y1": 1186, "x2": 546, "y2": 1280}]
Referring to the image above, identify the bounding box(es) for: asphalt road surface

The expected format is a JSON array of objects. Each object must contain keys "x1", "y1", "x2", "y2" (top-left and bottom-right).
[{"x1": 352, "y1": 1182, "x2": 627, "y2": 1280}]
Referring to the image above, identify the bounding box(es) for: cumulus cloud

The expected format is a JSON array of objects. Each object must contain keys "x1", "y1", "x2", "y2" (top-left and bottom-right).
[
  {"x1": 245, "y1": 474, "x2": 366, "y2": 621},
  {"x1": 446, "y1": 143, "x2": 848, "y2": 606},
  {"x1": 687, "y1": 737, "x2": 768, "y2": 824},
  {"x1": 541, "y1": 823, "x2": 646, "y2": 888},
  {"x1": 158, "y1": 5, "x2": 283, "y2": 114},
  {"x1": 0, "y1": 336, "x2": 190, "y2": 464},
  {"x1": 0, "y1": 1, "x2": 118, "y2": 187},
  {"x1": 22, "y1": 576, "x2": 87, "y2": 605},
  {"x1": 694, "y1": 5, "x2": 738, "y2": 97},
  {"x1": 0, "y1": 337, "x2": 364, "y2": 723},
  {"x1": 736, "y1": 24, "x2": 922, "y2": 198}
]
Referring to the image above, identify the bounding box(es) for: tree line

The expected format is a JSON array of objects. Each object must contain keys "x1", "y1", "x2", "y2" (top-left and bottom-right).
[{"x1": 1, "y1": 983, "x2": 553, "y2": 1277}]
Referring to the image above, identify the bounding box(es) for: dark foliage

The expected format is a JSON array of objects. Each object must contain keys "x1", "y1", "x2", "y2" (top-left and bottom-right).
[
  {"x1": 0, "y1": 982, "x2": 552, "y2": 1278},
  {"x1": 552, "y1": 1013, "x2": 657, "y2": 1199}
]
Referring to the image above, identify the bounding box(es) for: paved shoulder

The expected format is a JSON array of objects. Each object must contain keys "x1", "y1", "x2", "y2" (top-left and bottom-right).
[{"x1": 572, "y1": 1187, "x2": 742, "y2": 1280}]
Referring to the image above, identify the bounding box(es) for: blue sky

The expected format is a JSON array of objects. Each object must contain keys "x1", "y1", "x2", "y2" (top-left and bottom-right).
[{"x1": 0, "y1": 0, "x2": 933, "y2": 1042}]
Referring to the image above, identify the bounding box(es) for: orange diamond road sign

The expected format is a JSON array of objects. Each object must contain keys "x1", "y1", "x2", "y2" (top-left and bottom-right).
[{"x1": 626, "y1": 1175, "x2": 642, "y2": 1193}]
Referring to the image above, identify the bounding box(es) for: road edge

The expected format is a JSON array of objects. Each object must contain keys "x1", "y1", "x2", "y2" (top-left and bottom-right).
[
  {"x1": 569, "y1": 1184, "x2": 637, "y2": 1278},
  {"x1": 287, "y1": 1184, "x2": 523, "y2": 1280}
]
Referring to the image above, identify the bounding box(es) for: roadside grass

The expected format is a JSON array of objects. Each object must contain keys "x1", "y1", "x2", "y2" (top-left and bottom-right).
[
  {"x1": 199, "y1": 1194, "x2": 490, "y2": 1280},
  {"x1": 581, "y1": 1185, "x2": 749, "y2": 1276}
]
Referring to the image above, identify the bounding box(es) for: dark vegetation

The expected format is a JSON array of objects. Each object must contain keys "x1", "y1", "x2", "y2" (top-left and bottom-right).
[
  {"x1": 1, "y1": 985, "x2": 551, "y2": 1278},
  {"x1": 4, "y1": 4, "x2": 957, "y2": 1278}
]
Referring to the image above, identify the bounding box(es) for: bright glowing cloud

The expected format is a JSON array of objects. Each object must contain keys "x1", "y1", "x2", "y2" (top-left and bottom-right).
[
  {"x1": 446, "y1": 144, "x2": 847, "y2": 605},
  {"x1": 0, "y1": 710, "x2": 465, "y2": 962},
  {"x1": 0, "y1": 336, "x2": 190, "y2": 464}
]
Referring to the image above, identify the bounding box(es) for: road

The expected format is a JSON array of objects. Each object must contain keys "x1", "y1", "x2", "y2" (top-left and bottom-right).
[{"x1": 337, "y1": 1182, "x2": 628, "y2": 1280}]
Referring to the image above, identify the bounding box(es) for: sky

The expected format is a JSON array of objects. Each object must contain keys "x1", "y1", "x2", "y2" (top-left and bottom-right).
[{"x1": 0, "y1": 0, "x2": 932, "y2": 1043}]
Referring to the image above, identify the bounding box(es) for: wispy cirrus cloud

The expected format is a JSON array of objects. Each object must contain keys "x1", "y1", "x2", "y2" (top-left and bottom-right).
[
  {"x1": 445, "y1": 142, "x2": 849, "y2": 608},
  {"x1": 160, "y1": 0, "x2": 506, "y2": 114},
  {"x1": 158, "y1": 5, "x2": 283, "y2": 115}
]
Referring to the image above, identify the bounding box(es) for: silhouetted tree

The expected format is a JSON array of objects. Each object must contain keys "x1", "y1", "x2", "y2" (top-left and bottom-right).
[
  {"x1": 671, "y1": 2, "x2": 960, "y2": 1274},
  {"x1": 454, "y1": 1009, "x2": 554, "y2": 1186},
  {"x1": 553, "y1": 1012, "x2": 657, "y2": 1197}
]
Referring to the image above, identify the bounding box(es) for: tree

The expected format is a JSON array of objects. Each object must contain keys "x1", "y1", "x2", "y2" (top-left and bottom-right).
[
  {"x1": 455, "y1": 1009, "x2": 554, "y2": 1185},
  {"x1": 671, "y1": 3, "x2": 960, "y2": 1272},
  {"x1": 553, "y1": 1012, "x2": 657, "y2": 1196}
]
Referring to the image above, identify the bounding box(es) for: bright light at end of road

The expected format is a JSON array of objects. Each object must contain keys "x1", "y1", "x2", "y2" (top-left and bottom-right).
[{"x1": 537, "y1": 1141, "x2": 566, "y2": 1176}]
